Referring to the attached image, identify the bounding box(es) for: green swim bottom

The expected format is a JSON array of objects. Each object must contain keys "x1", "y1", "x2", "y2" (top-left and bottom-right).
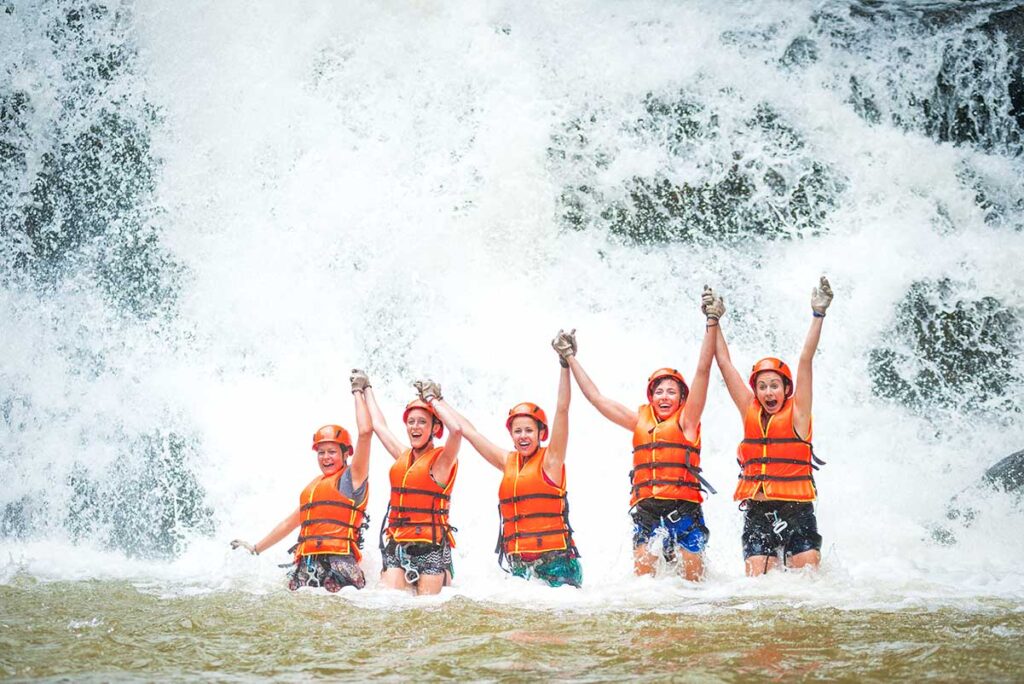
[{"x1": 509, "y1": 551, "x2": 582, "y2": 588}]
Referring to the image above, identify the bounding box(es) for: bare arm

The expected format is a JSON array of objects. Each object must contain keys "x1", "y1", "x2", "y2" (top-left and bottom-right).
[
  {"x1": 364, "y1": 386, "x2": 404, "y2": 460},
  {"x1": 566, "y1": 355, "x2": 637, "y2": 430},
  {"x1": 544, "y1": 365, "x2": 571, "y2": 485},
  {"x1": 350, "y1": 390, "x2": 371, "y2": 489},
  {"x1": 236, "y1": 507, "x2": 300, "y2": 555},
  {"x1": 680, "y1": 321, "x2": 717, "y2": 440},
  {"x1": 714, "y1": 325, "x2": 754, "y2": 416},
  {"x1": 445, "y1": 404, "x2": 508, "y2": 471},
  {"x1": 792, "y1": 316, "x2": 823, "y2": 439},
  {"x1": 793, "y1": 276, "x2": 833, "y2": 437},
  {"x1": 429, "y1": 398, "x2": 462, "y2": 483}
]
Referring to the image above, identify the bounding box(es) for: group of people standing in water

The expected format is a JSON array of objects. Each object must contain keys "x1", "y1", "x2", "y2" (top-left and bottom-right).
[{"x1": 232, "y1": 277, "x2": 834, "y2": 595}]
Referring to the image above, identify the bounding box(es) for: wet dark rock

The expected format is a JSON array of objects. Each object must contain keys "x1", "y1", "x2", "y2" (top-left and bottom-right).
[
  {"x1": 931, "y1": 449, "x2": 1024, "y2": 545},
  {"x1": 812, "y1": 2, "x2": 1024, "y2": 155},
  {"x1": 780, "y1": 36, "x2": 819, "y2": 69},
  {"x1": 0, "y1": 1, "x2": 179, "y2": 320},
  {"x1": 65, "y1": 431, "x2": 214, "y2": 559},
  {"x1": 982, "y1": 448, "x2": 1024, "y2": 491},
  {"x1": 981, "y1": 7, "x2": 1024, "y2": 132},
  {"x1": 551, "y1": 96, "x2": 845, "y2": 246},
  {"x1": 847, "y1": 75, "x2": 882, "y2": 124},
  {"x1": 869, "y1": 278, "x2": 1023, "y2": 418},
  {"x1": 957, "y1": 161, "x2": 1024, "y2": 231}
]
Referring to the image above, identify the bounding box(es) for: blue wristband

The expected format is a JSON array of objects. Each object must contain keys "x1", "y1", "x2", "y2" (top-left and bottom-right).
[{"x1": 812, "y1": 311, "x2": 825, "y2": 318}]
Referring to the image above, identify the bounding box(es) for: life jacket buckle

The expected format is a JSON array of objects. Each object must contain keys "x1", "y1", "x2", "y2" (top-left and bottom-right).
[{"x1": 665, "y1": 509, "x2": 682, "y2": 524}]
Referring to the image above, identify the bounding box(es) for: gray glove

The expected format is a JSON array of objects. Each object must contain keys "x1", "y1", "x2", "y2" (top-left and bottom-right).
[
  {"x1": 811, "y1": 275, "x2": 833, "y2": 316},
  {"x1": 702, "y1": 285, "x2": 725, "y2": 321},
  {"x1": 230, "y1": 539, "x2": 257, "y2": 555},
  {"x1": 349, "y1": 368, "x2": 371, "y2": 394},
  {"x1": 413, "y1": 379, "x2": 443, "y2": 402},
  {"x1": 552, "y1": 328, "x2": 577, "y2": 367}
]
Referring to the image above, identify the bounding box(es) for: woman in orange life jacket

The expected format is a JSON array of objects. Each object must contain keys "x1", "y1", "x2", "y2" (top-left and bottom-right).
[
  {"x1": 358, "y1": 371, "x2": 462, "y2": 596},
  {"x1": 445, "y1": 337, "x2": 581, "y2": 588},
  {"x1": 229, "y1": 384, "x2": 372, "y2": 592},
  {"x1": 561, "y1": 291, "x2": 718, "y2": 581},
  {"x1": 704, "y1": 276, "x2": 832, "y2": 576}
]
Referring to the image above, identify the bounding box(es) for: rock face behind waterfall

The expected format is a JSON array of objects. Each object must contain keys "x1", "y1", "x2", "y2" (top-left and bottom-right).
[
  {"x1": 982, "y1": 449, "x2": 1024, "y2": 492},
  {"x1": 932, "y1": 450, "x2": 1024, "y2": 545}
]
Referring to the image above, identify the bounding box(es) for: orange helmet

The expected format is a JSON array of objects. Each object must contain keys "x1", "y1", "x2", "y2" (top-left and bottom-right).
[
  {"x1": 311, "y1": 424, "x2": 353, "y2": 454},
  {"x1": 403, "y1": 399, "x2": 444, "y2": 439},
  {"x1": 749, "y1": 357, "x2": 794, "y2": 397},
  {"x1": 506, "y1": 402, "x2": 549, "y2": 442},
  {"x1": 646, "y1": 367, "x2": 689, "y2": 402}
]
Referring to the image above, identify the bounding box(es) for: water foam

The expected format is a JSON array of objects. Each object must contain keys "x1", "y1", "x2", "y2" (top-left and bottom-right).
[{"x1": 2, "y1": 1, "x2": 1022, "y2": 611}]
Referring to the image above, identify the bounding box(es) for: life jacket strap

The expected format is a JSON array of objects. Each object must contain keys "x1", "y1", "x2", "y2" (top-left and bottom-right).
[
  {"x1": 630, "y1": 469, "x2": 718, "y2": 496},
  {"x1": 632, "y1": 441, "x2": 701, "y2": 454},
  {"x1": 631, "y1": 477, "x2": 703, "y2": 491},
  {"x1": 741, "y1": 437, "x2": 809, "y2": 446},
  {"x1": 300, "y1": 517, "x2": 363, "y2": 530},
  {"x1": 739, "y1": 474, "x2": 814, "y2": 482},
  {"x1": 388, "y1": 505, "x2": 450, "y2": 516},
  {"x1": 501, "y1": 529, "x2": 571, "y2": 543},
  {"x1": 632, "y1": 460, "x2": 703, "y2": 473},
  {"x1": 393, "y1": 487, "x2": 450, "y2": 500},
  {"x1": 293, "y1": 534, "x2": 353, "y2": 545},
  {"x1": 738, "y1": 456, "x2": 819, "y2": 470},
  {"x1": 504, "y1": 511, "x2": 565, "y2": 523},
  {"x1": 499, "y1": 492, "x2": 564, "y2": 505},
  {"x1": 300, "y1": 500, "x2": 362, "y2": 513}
]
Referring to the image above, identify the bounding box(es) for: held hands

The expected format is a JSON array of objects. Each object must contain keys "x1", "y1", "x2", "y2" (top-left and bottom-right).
[
  {"x1": 413, "y1": 379, "x2": 443, "y2": 402},
  {"x1": 702, "y1": 285, "x2": 725, "y2": 322},
  {"x1": 230, "y1": 539, "x2": 257, "y2": 555},
  {"x1": 551, "y1": 329, "x2": 577, "y2": 367},
  {"x1": 811, "y1": 275, "x2": 833, "y2": 317},
  {"x1": 349, "y1": 368, "x2": 371, "y2": 394}
]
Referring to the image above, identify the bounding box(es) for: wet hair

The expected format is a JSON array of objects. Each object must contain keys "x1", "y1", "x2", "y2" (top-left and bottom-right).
[
  {"x1": 316, "y1": 441, "x2": 353, "y2": 456},
  {"x1": 652, "y1": 377, "x2": 687, "y2": 400}
]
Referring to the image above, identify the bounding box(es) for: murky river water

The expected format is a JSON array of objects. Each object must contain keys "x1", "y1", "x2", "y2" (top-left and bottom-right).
[{"x1": 3, "y1": 577, "x2": 1021, "y2": 681}]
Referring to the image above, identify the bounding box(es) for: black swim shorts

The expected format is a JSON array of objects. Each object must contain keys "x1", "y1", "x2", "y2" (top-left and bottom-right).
[{"x1": 741, "y1": 499, "x2": 822, "y2": 560}]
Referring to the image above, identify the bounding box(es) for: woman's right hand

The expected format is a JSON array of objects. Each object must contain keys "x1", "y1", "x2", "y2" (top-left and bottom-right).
[
  {"x1": 552, "y1": 329, "x2": 577, "y2": 367},
  {"x1": 230, "y1": 539, "x2": 257, "y2": 555},
  {"x1": 413, "y1": 379, "x2": 443, "y2": 402},
  {"x1": 702, "y1": 285, "x2": 725, "y2": 321},
  {"x1": 350, "y1": 368, "x2": 371, "y2": 394}
]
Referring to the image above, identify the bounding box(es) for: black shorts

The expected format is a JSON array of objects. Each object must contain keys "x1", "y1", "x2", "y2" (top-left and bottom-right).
[
  {"x1": 741, "y1": 500, "x2": 822, "y2": 560},
  {"x1": 288, "y1": 554, "x2": 366, "y2": 591},
  {"x1": 382, "y1": 539, "x2": 453, "y2": 579}
]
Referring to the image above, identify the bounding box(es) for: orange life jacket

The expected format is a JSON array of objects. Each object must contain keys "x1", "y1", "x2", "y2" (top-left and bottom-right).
[
  {"x1": 631, "y1": 404, "x2": 714, "y2": 506},
  {"x1": 734, "y1": 399, "x2": 824, "y2": 502},
  {"x1": 386, "y1": 446, "x2": 458, "y2": 546},
  {"x1": 497, "y1": 447, "x2": 577, "y2": 558},
  {"x1": 293, "y1": 469, "x2": 368, "y2": 561}
]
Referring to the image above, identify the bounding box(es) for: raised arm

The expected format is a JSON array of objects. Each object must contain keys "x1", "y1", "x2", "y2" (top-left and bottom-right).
[
  {"x1": 704, "y1": 289, "x2": 753, "y2": 416},
  {"x1": 541, "y1": 362, "x2": 571, "y2": 484},
  {"x1": 349, "y1": 370, "x2": 372, "y2": 490},
  {"x1": 362, "y1": 381, "x2": 404, "y2": 460},
  {"x1": 444, "y1": 403, "x2": 508, "y2": 471},
  {"x1": 230, "y1": 507, "x2": 300, "y2": 556},
  {"x1": 680, "y1": 293, "x2": 719, "y2": 440},
  {"x1": 554, "y1": 330, "x2": 637, "y2": 430},
  {"x1": 792, "y1": 276, "x2": 832, "y2": 438},
  {"x1": 412, "y1": 379, "x2": 462, "y2": 483}
]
